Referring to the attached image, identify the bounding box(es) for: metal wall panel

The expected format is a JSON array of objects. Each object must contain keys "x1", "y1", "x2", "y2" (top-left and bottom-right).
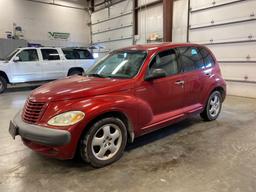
[
  {"x1": 102, "y1": 39, "x2": 134, "y2": 50},
  {"x1": 109, "y1": 0, "x2": 133, "y2": 17},
  {"x1": 138, "y1": 0, "x2": 161, "y2": 6},
  {"x1": 95, "y1": 38, "x2": 134, "y2": 59},
  {"x1": 190, "y1": 0, "x2": 212, "y2": 8},
  {"x1": 190, "y1": 0, "x2": 245, "y2": 11},
  {"x1": 207, "y1": 42, "x2": 256, "y2": 61},
  {"x1": 221, "y1": 63, "x2": 256, "y2": 81},
  {"x1": 172, "y1": 0, "x2": 188, "y2": 42},
  {"x1": 189, "y1": 21, "x2": 256, "y2": 43},
  {"x1": 91, "y1": 14, "x2": 133, "y2": 34},
  {"x1": 190, "y1": 1, "x2": 256, "y2": 26},
  {"x1": 91, "y1": 0, "x2": 133, "y2": 57},
  {"x1": 188, "y1": 0, "x2": 256, "y2": 97},
  {"x1": 91, "y1": 9, "x2": 109, "y2": 24},
  {"x1": 136, "y1": 3, "x2": 163, "y2": 44},
  {"x1": 92, "y1": 26, "x2": 133, "y2": 43}
]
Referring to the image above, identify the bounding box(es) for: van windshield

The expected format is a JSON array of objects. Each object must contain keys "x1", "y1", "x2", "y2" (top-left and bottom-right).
[{"x1": 86, "y1": 50, "x2": 147, "y2": 79}]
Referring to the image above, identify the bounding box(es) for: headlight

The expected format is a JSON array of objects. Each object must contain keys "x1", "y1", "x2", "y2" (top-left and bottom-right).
[{"x1": 48, "y1": 111, "x2": 85, "y2": 126}]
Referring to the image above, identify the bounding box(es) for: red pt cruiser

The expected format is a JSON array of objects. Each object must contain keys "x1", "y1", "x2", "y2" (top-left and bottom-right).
[{"x1": 9, "y1": 43, "x2": 226, "y2": 167}]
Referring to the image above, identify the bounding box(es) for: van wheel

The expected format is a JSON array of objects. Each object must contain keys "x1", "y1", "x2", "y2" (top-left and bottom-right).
[
  {"x1": 200, "y1": 91, "x2": 222, "y2": 121},
  {"x1": 80, "y1": 117, "x2": 127, "y2": 168},
  {"x1": 68, "y1": 69, "x2": 83, "y2": 76},
  {"x1": 0, "y1": 76, "x2": 7, "y2": 93}
]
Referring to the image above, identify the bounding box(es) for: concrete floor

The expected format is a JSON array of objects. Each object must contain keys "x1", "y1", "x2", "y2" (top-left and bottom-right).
[{"x1": 0, "y1": 87, "x2": 256, "y2": 192}]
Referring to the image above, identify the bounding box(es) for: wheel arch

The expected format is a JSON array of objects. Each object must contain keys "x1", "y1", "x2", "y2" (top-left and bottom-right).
[
  {"x1": 82, "y1": 110, "x2": 135, "y2": 144},
  {"x1": 67, "y1": 67, "x2": 84, "y2": 76},
  {"x1": 210, "y1": 86, "x2": 226, "y2": 102},
  {"x1": 0, "y1": 71, "x2": 10, "y2": 83}
]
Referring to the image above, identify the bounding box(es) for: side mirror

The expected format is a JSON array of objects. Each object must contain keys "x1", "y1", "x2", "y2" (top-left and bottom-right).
[
  {"x1": 13, "y1": 56, "x2": 20, "y2": 62},
  {"x1": 145, "y1": 68, "x2": 167, "y2": 81}
]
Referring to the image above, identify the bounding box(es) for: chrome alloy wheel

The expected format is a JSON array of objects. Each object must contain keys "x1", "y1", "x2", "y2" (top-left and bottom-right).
[
  {"x1": 209, "y1": 95, "x2": 221, "y2": 117},
  {"x1": 91, "y1": 124, "x2": 122, "y2": 161}
]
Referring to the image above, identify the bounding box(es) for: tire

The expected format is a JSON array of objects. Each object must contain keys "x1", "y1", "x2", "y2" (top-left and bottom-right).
[
  {"x1": 79, "y1": 117, "x2": 127, "y2": 168},
  {"x1": 0, "y1": 76, "x2": 7, "y2": 94},
  {"x1": 68, "y1": 69, "x2": 83, "y2": 76},
  {"x1": 200, "y1": 91, "x2": 222, "y2": 121}
]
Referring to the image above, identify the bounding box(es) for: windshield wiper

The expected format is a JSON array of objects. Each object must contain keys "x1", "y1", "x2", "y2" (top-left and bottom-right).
[{"x1": 87, "y1": 73, "x2": 106, "y2": 78}]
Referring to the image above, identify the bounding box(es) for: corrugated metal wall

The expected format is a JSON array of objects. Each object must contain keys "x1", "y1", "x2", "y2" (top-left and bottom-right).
[
  {"x1": 91, "y1": 0, "x2": 134, "y2": 58},
  {"x1": 188, "y1": 0, "x2": 256, "y2": 98},
  {"x1": 172, "y1": 0, "x2": 256, "y2": 98}
]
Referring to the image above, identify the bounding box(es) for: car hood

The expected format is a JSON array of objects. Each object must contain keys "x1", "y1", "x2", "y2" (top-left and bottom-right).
[{"x1": 29, "y1": 75, "x2": 133, "y2": 102}]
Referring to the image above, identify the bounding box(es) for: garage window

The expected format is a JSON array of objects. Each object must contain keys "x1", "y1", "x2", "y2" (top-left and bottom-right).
[{"x1": 41, "y1": 49, "x2": 60, "y2": 60}]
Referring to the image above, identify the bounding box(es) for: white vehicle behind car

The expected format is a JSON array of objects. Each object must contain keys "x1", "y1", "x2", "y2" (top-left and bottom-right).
[{"x1": 0, "y1": 47, "x2": 95, "y2": 93}]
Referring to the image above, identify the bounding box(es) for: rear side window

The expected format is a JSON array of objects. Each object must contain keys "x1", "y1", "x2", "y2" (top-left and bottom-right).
[
  {"x1": 62, "y1": 49, "x2": 79, "y2": 59},
  {"x1": 17, "y1": 49, "x2": 38, "y2": 62},
  {"x1": 41, "y1": 49, "x2": 60, "y2": 60},
  {"x1": 62, "y1": 49, "x2": 93, "y2": 60},
  {"x1": 177, "y1": 47, "x2": 204, "y2": 72},
  {"x1": 76, "y1": 49, "x2": 93, "y2": 59},
  {"x1": 199, "y1": 48, "x2": 215, "y2": 68}
]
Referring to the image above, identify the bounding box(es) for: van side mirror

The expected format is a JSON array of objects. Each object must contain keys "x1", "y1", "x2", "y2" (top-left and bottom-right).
[
  {"x1": 145, "y1": 68, "x2": 167, "y2": 81},
  {"x1": 13, "y1": 56, "x2": 20, "y2": 62}
]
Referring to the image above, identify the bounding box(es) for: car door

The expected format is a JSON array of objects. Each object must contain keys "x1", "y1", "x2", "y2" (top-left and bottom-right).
[
  {"x1": 176, "y1": 46, "x2": 206, "y2": 109},
  {"x1": 10, "y1": 49, "x2": 44, "y2": 83},
  {"x1": 135, "y1": 49, "x2": 185, "y2": 129},
  {"x1": 40, "y1": 48, "x2": 65, "y2": 80}
]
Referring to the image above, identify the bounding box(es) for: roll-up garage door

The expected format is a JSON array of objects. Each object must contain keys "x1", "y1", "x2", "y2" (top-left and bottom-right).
[
  {"x1": 186, "y1": 0, "x2": 256, "y2": 98},
  {"x1": 91, "y1": 0, "x2": 134, "y2": 58}
]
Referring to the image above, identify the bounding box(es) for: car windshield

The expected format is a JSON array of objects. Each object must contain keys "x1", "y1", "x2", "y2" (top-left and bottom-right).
[
  {"x1": 86, "y1": 50, "x2": 147, "y2": 79},
  {"x1": 5, "y1": 49, "x2": 20, "y2": 61}
]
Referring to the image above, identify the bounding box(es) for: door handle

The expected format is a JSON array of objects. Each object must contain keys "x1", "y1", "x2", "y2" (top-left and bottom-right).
[{"x1": 175, "y1": 80, "x2": 185, "y2": 86}]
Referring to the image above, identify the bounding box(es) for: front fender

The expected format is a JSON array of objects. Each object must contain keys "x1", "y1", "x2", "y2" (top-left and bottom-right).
[{"x1": 40, "y1": 92, "x2": 143, "y2": 136}]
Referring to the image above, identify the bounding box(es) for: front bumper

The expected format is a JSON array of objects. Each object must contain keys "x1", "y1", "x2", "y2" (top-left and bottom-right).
[{"x1": 9, "y1": 112, "x2": 71, "y2": 146}]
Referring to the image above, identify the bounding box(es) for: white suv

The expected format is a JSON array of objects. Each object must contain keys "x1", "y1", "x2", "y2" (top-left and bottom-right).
[{"x1": 0, "y1": 47, "x2": 95, "y2": 93}]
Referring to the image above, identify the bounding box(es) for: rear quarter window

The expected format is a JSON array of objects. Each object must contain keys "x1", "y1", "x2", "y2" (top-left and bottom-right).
[
  {"x1": 62, "y1": 49, "x2": 93, "y2": 60},
  {"x1": 199, "y1": 47, "x2": 215, "y2": 68},
  {"x1": 177, "y1": 47, "x2": 204, "y2": 72}
]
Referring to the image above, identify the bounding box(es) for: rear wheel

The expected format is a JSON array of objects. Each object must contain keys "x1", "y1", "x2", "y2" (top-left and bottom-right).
[
  {"x1": 200, "y1": 91, "x2": 222, "y2": 121},
  {"x1": 79, "y1": 117, "x2": 127, "y2": 168},
  {"x1": 0, "y1": 76, "x2": 7, "y2": 93}
]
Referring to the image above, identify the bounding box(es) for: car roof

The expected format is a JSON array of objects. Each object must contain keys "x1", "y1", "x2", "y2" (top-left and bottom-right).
[
  {"x1": 19, "y1": 47, "x2": 90, "y2": 50},
  {"x1": 19, "y1": 47, "x2": 59, "y2": 49},
  {"x1": 117, "y1": 42, "x2": 204, "y2": 52}
]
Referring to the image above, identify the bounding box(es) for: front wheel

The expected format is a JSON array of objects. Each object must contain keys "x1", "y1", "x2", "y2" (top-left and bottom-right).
[
  {"x1": 200, "y1": 91, "x2": 222, "y2": 121},
  {"x1": 79, "y1": 117, "x2": 127, "y2": 168}
]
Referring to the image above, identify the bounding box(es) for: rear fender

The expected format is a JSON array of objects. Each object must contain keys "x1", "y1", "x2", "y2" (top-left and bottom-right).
[{"x1": 201, "y1": 75, "x2": 226, "y2": 107}]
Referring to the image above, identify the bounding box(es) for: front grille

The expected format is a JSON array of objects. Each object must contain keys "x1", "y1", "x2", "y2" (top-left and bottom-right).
[{"x1": 23, "y1": 100, "x2": 46, "y2": 124}]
